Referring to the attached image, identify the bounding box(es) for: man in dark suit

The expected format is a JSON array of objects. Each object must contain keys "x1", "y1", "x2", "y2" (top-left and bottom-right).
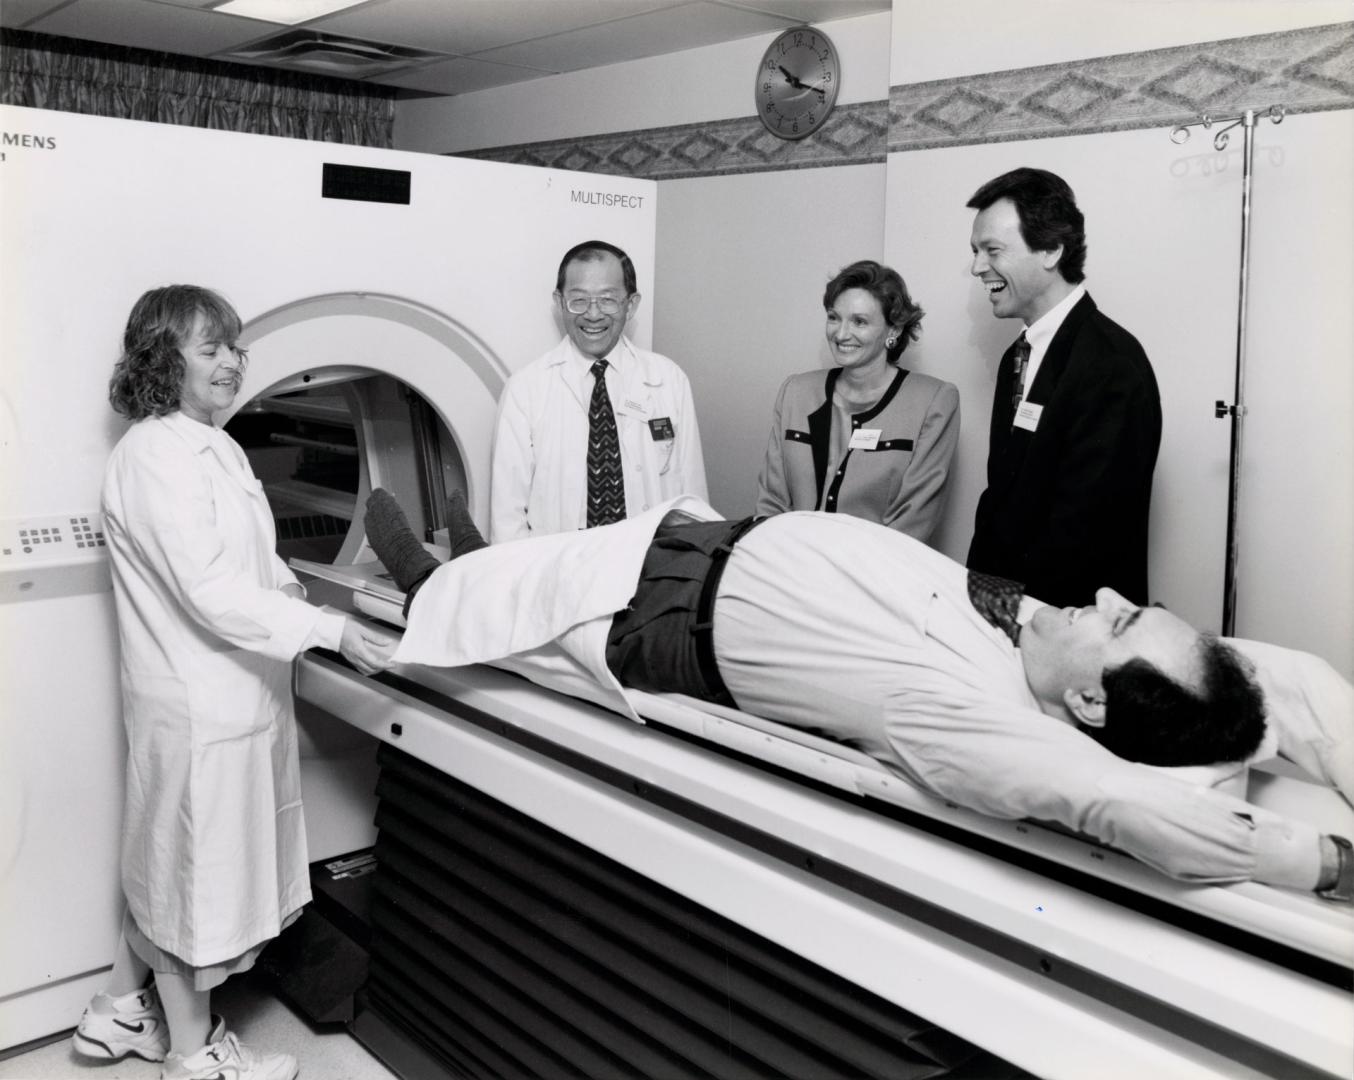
[{"x1": 966, "y1": 167, "x2": 1161, "y2": 608}]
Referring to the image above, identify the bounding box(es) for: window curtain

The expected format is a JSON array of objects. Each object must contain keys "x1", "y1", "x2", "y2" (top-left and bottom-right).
[{"x1": 0, "y1": 29, "x2": 394, "y2": 147}]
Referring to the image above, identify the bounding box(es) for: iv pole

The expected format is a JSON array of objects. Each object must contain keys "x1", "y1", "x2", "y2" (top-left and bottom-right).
[{"x1": 1169, "y1": 104, "x2": 1285, "y2": 636}]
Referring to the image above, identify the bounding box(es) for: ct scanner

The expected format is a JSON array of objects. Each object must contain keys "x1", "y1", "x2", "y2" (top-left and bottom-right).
[{"x1": 1, "y1": 104, "x2": 1351, "y2": 1080}]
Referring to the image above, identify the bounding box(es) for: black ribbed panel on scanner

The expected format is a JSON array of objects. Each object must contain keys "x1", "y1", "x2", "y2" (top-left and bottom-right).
[{"x1": 365, "y1": 744, "x2": 1019, "y2": 1080}]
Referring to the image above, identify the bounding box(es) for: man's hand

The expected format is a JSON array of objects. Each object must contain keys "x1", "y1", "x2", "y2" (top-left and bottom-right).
[{"x1": 340, "y1": 619, "x2": 397, "y2": 676}]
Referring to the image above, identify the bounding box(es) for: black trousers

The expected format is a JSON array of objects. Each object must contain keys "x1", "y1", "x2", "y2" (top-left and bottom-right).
[{"x1": 604, "y1": 516, "x2": 763, "y2": 709}]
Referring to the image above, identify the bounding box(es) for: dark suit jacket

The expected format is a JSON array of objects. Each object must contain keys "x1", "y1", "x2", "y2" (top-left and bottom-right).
[{"x1": 967, "y1": 293, "x2": 1161, "y2": 607}]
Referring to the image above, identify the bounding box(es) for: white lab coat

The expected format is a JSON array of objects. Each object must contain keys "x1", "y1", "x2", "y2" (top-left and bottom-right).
[
  {"x1": 489, "y1": 336, "x2": 708, "y2": 542},
  {"x1": 102, "y1": 411, "x2": 344, "y2": 966},
  {"x1": 397, "y1": 497, "x2": 720, "y2": 719}
]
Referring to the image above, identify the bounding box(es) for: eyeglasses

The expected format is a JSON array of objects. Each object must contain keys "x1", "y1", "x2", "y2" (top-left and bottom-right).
[{"x1": 564, "y1": 294, "x2": 628, "y2": 315}]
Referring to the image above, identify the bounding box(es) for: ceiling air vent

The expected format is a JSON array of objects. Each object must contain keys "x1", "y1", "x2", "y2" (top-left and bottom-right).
[{"x1": 225, "y1": 30, "x2": 448, "y2": 78}]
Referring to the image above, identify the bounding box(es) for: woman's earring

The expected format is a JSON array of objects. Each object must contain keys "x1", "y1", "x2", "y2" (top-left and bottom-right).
[{"x1": 885, "y1": 337, "x2": 897, "y2": 349}]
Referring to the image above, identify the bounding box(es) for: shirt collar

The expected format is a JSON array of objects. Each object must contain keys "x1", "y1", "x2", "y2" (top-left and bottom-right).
[
  {"x1": 561, "y1": 334, "x2": 634, "y2": 373},
  {"x1": 1024, "y1": 282, "x2": 1086, "y2": 352},
  {"x1": 161, "y1": 407, "x2": 224, "y2": 451}
]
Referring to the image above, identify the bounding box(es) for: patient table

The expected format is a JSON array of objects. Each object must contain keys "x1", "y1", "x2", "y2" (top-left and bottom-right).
[{"x1": 294, "y1": 565, "x2": 1354, "y2": 1080}]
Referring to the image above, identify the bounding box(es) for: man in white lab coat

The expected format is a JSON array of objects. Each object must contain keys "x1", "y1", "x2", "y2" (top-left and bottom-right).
[
  {"x1": 489, "y1": 240, "x2": 708, "y2": 542},
  {"x1": 365, "y1": 490, "x2": 1354, "y2": 903}
]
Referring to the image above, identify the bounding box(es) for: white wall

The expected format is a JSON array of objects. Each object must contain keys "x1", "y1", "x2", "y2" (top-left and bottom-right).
[
  {"x1": 655, "y1": 164, "x2": 887, "y2": 516},
  {"x1": 1233, "y1": 115, "x2": 1354, "y2": 663},
  {"x1": 396, "y1": 11, "x2": 893, "y2": 153},
  {"x1": 891, "y1": 0, "x2": 1354, "y2": 83}
]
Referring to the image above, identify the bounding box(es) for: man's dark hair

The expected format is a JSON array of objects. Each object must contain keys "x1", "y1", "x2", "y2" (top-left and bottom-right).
[
  {"x1": 823, "y1": 260, "x2": 924, "y2": 365},
  {"x1": 555, "y1": 240, "x2": 637, "y2": 295},
  {"x1": 1091, "y1": 636, "x2": 1267, "y2": 766},
  {"x1": 967, "y1": 167, "x2": 1087, "y2": 284}
]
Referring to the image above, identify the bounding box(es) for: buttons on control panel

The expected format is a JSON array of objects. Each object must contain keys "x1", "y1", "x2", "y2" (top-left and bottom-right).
[{"x1": 2, "y1": 513, "x2": 107, "y2": 565}]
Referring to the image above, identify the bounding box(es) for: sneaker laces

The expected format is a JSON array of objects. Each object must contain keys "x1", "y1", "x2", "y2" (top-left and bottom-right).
[{"x1": 214, "y1": 1031, "x2": 260, "y2": 1069}]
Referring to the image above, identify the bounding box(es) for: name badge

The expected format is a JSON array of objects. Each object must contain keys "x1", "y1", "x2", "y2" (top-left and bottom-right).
[
  {"x1": 648, "y1": 416, "x2": 675, "y2": 441},
  {"x1": 848, "y1": 427, "x2": 882, "y2": 450},
  {"x1": 1013, "y1": 402, "x2": 1043, "y2": 432}
]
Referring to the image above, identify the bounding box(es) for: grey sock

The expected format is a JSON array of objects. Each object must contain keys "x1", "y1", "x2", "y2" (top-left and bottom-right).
[
  {"x1": 445, "y1": 490, "x2": 489, "y2": 558},
  {"x1": 364, "y1": 489, "x2": 441, "y2": 593}
]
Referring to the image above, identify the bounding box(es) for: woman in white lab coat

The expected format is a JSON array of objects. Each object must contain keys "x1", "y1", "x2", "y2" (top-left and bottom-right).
[{"x1": 72, "y1": 286, "x2": 393, "y2": 1080}]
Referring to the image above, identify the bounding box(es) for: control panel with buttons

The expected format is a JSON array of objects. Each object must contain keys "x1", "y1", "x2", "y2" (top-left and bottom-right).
[
  {"x1": 0, "y1": 513, "x2": 112, "y2": 602},
  {"x1": 1, "y1": 513, "x2": 107, "y2": 563}
]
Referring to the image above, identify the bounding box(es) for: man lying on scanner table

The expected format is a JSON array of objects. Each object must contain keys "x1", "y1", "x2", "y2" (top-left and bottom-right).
[{"x1": 363, "y1": 490, "x2": 1354, "y2": 901}]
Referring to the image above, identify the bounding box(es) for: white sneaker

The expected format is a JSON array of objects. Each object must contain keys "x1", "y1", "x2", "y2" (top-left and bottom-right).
[
  {"x1": 161, "y1": 1016, "x2": 298, "y2": 1080},
  {"x1": 72, "y1": 986, "x2": 170, "y2": 1062}
]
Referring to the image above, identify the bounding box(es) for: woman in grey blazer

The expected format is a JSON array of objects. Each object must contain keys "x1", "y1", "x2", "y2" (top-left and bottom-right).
[{"x1": 755, "y1": 260, "x2": 959, "y2": 542}]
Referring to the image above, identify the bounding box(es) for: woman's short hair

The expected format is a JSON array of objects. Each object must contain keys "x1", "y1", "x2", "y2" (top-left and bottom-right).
[
  {"x1": 108, "y1": 285, "x2": 242, "y2": 420},
  {"x1": 1094, "y1": 636, "x2": 1267, "y2": 766},
  {"x1": 823, "y1": 260, "x2": 924, "y2": 364}
]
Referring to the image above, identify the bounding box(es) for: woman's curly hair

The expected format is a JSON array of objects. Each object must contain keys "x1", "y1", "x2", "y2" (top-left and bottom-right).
[{"x1": 109, "y1": 286, "x2": 242, "y2": 420}]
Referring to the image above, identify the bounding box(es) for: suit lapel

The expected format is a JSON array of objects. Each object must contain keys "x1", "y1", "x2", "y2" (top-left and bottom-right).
[
  {"x1": 989, "y1": 293, "x2": 1096, "y2": 480},
  {"x1": 988, "y1": 339, "x2": 1022, "y2": 465},
  {"x1": 1025, "y1": 292, "x2": 1095, "y2": 405}
]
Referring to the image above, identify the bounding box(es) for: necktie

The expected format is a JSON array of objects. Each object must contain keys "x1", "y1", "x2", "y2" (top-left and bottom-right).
[
  {"x1": 1010, "y1": 332, "x2": 1031, "y2": 416},
  {"x1": 967, "y1": 569, "x2": 1025, "y2": 646},
  {"x1": 586, "y1": 359, "x2": 626, "y2": 527}
]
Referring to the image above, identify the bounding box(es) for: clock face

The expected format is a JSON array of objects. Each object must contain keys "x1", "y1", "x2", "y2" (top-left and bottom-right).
[{"x1": 755, "y1": 27, "x2": 840, "y2": 140}]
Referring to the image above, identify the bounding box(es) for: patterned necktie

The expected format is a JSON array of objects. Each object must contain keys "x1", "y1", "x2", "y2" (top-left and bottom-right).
[
  {"x1": 586, "y1": 359, "x2": 626, "y2": 527},
  {"x1": 1010, "y1": 332, "x2": 1031, "y2": 417},
  {"x1": 967, "y1": 569, "x2": 1025, "y2": 646}
]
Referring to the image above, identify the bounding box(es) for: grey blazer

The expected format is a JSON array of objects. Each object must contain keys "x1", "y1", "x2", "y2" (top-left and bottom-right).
[{"x1": 755, "y1": 365, "x2": 959, "y2": 542}]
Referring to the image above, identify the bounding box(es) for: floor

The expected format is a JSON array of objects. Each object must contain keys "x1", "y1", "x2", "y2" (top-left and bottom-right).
[{"x1": 0, "y1": 970, "x2": 400, "y2": 1080}]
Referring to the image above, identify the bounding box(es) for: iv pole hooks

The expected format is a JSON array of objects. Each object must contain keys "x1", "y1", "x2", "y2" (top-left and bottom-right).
[{"x1": 1168, "y1": 104, "x2": 1285, "y2": 636}]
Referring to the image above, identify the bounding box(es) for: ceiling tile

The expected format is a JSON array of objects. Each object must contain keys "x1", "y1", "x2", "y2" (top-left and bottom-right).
[
  {"x1": 311, "y1": 0, "x2": 675, "y2": 56},
  {"x1": 377, "y1": 54, "x2": 554, "y2": 94},
  {"x1": 27, "y1": 0, "x2": 279, "y2": 55},
  {"x1": 0, "y1": 0, "x2": 79, "y2": 28},
  {"x1": 717, "y1": 0, "x2": 888, "y2": 22},
  {"x1": 475, "y1": 0, "x2": 791, "y2": 72}
]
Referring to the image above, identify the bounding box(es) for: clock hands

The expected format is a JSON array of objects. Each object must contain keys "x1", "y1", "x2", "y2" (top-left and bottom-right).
[
  {"x1": 777, "y1": 65, "x2": 827, "y2": 99},
  {"x1": 758, "y1": 28, "x2": 837, "y2": 139}
]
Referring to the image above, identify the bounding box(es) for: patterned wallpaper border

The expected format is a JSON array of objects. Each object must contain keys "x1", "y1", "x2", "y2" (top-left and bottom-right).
[
  {"x1": 889, "y1": 21, "x2": 1354, "y2": 153},
  {"x1": 453, "y1": 100, "x2": 888, "y2": 180},
  {"x1": 456, "y1": 21, "x2": 1352, "y2": 179}
]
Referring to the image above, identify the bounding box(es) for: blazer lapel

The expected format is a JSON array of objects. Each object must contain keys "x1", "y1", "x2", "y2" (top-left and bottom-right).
[{"x1": 806, "y1": 368, "x2": 839, "y2": 507}]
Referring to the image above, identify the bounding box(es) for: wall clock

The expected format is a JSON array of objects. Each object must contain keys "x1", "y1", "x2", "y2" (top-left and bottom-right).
[{"x1": 754, "y1": 26, "x2": 840, "y2": 140}]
